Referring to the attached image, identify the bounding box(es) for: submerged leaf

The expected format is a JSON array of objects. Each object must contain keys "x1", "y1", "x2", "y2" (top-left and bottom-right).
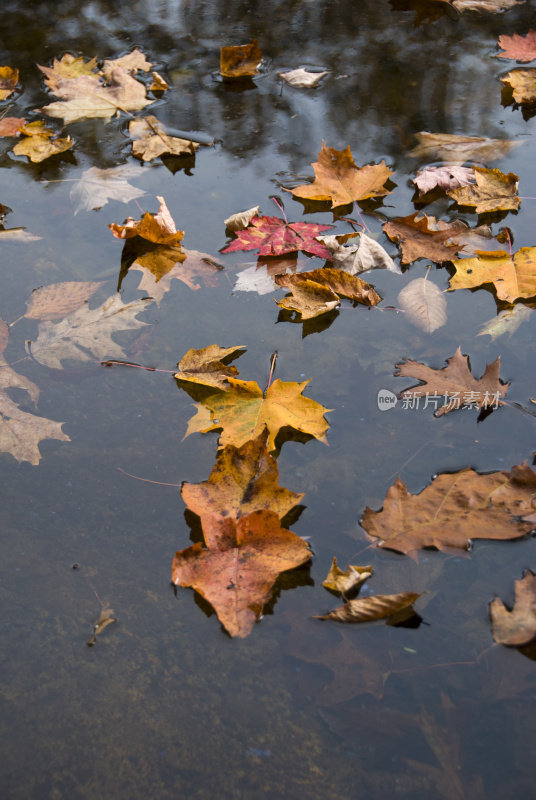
[
  {"x1": 70, "y1": 164, "x2": 146, "y2": 214},
  {"x1": 279, "y1": 68, "x2": 328, "y2": 87},
  {"x1": 407, "y1": 131, "x2": 519, "y2": 162},
  {"x1": 25, "y1": 281, "x2": 105, "y2": 321},
  {"x1": 501, "y1": 68, "x2": 536, "y2": 104},
  {"x1": 397, "y1": 277, "x2": 447, "y2": 333},
  {"x1": 477, "y1": 304, "x2": 533, "y2": 339}
]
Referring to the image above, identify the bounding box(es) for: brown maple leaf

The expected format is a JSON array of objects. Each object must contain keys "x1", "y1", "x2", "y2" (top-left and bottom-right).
[
  {"x1": 275, "y1": 268, "x2": 381, "y2": 319},
  {"x1": 490, "y1": 570, "x2": 536, "y2": 646},
  {"x1": 395, "y1": 347, "x2": 509, "y2": 415},
  {"x1": 174, "y1": 344, "x2": 246, "y2": 390},
  {"x1": 383, "y1": 213, "x2": 460, "y2": 264},
  {"x1": 172, "y1": 509, "x2": 311, "y2": 637},
  {"x1": 220, "y1": 39, "x2": 262, "y2": 78},
  {"x1": 361, "y1": 462, "x2": 536, "y2": 555},
  {"x1": 129, "y1": 116, "x2": 202, "y2": 162},
  {"x1": 447, "y1": 167, "x2": 520, "y2": 213},
  {"x1": 496, "y1": 30, "x2": 536, "y2": 62},
  {"x1": 449, "y1": 247, "x2": 536, "y2": 302},
  {"x1": 288, "y1": 142, "x2": 394, "y2": 208}
]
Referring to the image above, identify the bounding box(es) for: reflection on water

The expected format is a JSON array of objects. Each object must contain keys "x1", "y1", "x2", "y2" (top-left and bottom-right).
[{"x1": 1, "y1": 0, "x2": 535, "y2": 797}]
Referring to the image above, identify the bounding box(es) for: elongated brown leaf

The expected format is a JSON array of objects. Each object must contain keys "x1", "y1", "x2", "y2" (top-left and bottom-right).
[
  {"x1": 315, "y1": 592, "x2": 421, "y2": 623},
  {"x1": 383, "y1": 213, "x2": 460, "y2": 264}
]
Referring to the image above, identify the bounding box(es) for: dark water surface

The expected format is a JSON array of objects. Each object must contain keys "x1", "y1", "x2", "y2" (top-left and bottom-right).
[{"x1": 1, "y1": 1, "x2": 536, "y2": 798}]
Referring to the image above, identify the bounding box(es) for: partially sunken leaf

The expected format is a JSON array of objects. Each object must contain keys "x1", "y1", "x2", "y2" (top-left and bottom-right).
[
  {"x1": 221, "y1": 215, "x2": 332, "y2": 258},
  {"x1": 25, "y1": 281, "x2": 105, "y2": 321},
  {"x1": 449, "y1": 247, "x2": 536, "y2": 302},
  {"x1": 288, "y1": 142, "x2": 394, "y2": 208},
  {"x1": 501, "y1": 68, "x2": 536, "y2": 104},
  {"x1": 490, "y1": 571, "x2": 536, "y2": 646},
  {"x1": 496, "y1": 30, "x2": 536, "y2": 62},
  {"x1": 279, "y1": 68, "x2": 328, "y2": 88},
  {"x1": 413, "y1": 165, "x2": 475, "y2": 194},
  {"x1": 361, "y1": 463, "x2": 536, "y2": 555},
  {"x1": 315, "y1": 592, "x2": 421, "y2": 623},
  {"x1": 397, "y1": 278, "x2": 447, "y2": 333},
  {"x1": 175, "y1": 344, "x2": 246, "y2": 389},
  {"x1": 181, "y1": 432, "x2": 304, "y2": 527},
  {"x1": 27, "y1": 294, "x2": 150, "y2": 369},
  {"x1": 395, "y1": 347, "x2": 509, "y2": 415},
  {"x1": 130, "y1": 247, "x2": 220, "y2": 300},
  {"x1": 0, "y1": 391, "x2": 70, "y2": 465},
  {"x1": 220, "y1": 39, "x2": 262, "y2": 78},
  {"x1": 0, "y1": 117, "x2": 25, "y2": 136},
  {"x1": 184, "y1": 377, "x2": 331, "y2": 452},
  {"x1": 12, "y1": 121, "x2": 73, "y2": 163},
  {"x1": 275, "y1": 268, "x2": 381, "y2": 319},
  {"x1": 70, "y1": 164, "x2": 146, "y2": 214},
  {"x1": 447, "y1": 167, "x2": 520, "y2": 213},
  {"x1": 478, "y1": 304, "x2": 533, "y2": 340},
  {"x1": 0, "y1": 66, "x2": 19, "y2": 100},
  {"x1": 129, "y1": 116, "x2": 201, "y2": 162},
  {"x1": 408, "y1": 131, "x2": 519, "y2": 162},
  {"x1": 172, "y1": 509, "x2": 311, "y2": 637},
  {"x1": 383, "y1": 213, "x2": 461, "y2": 264},
  {"x1": 318, "y1": 232, "x2": 401, "y2": 275},
  {"x1": 224, "y1": 206, "x2": 260, "y2": 232},
  {"x1": 322, "y1": 557, "x2": 373, "y2": 595},
  {"x1": 109, "y1": 196, "x2": 184, "y2": 246}
]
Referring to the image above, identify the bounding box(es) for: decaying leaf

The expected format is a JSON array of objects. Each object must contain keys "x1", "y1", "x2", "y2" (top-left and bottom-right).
[
  {"x1": 221, "y1": 214, "x2": 332, "y2": 258},
  {"x1": 0, "y1": 66, "x2": 19, "y2": 100},
  {"x1": 150, "y1": 71, "x2": 168, "y2": 91},
  {"x1": 181, "y1": 432, "x2": 304, "y2": 528},
  {"x1": 129, "y1": 116, "x2": 201, "y2": 161},
  {"x1": 184, "y1": 377, "x2": 331, "y2": 452},
  {"x1": 413, "y1": 165, "x2": 476, "y2": 194},
  {"x1": 27, "y1": 294, "x2": 150, "y2": 369},
  {"x1": 477, "y1": 304, "x2": 533, "y2": 339},
  {"x1": 501, "y1": 68, "x2": 536, "y2": 104},
  {"x1": 397, "y1": 277, "x2": 447, "y2": 333},
  {"x1": 0, "y1": 117, "x2": 25, "y2": 136},
  {"x1": 361, "y1": 462, "x2": 536, "y2": 555},
  {"x1": 288, "y1": 142, "x2": 394, "y2": 208},
  {"x1": 315, "y1": 592, "x2": 421, "y2": 623},
  {"x1": 130, "y1": 247, "x2": 220, "y2": 300},
  {"x1": 70, "y1": 164, "x2": 146, "y2": 214},
  {"x1": 278, "y1": 68, "x2": 328, "y2": 88},
  {"x1": 407, "y1": 131, "x2": 519, "y2": 162},
  {"x1": 383, "y1": 213, "x2": 461, "y2": 264},
  {"x1": 220, "y1": 39, "x2": 262, "y2": 79},
  {"x1": 172, "y1": 509, "x2": 311, "y2": 637},
  {"x1": 318, "y1": 232, "x2": 401, "y2": 275},
  {"x1": 224, "y1": 206, "x2": 260, "y2": 232},
  {"x1": 175, "y1": 344, "x2": 246, "y2": 390},
  {"x1": 12, "y1": 120, "x2": 73, "y2": 163},
  {"x1": 86, "y1": 607, "x2": 117, "y2": 646},
  {"x1": 496, "y1": 30, "x2": 536, "y2": 61},
  {"x1": 322, "y1": 557, "x2": 372, "y2": 595},
  {"x1": 395, "y1": 347, "x2": 509, "y2": 415},
  {"x1": 447, "y1": 167, "x2": 520, "y2": 213},
  {"x1": 490, "y1": 571, "x2": 536, "y2": 646},
  {"x1": 25, "y1": 281, "x2": 105, "y2": 321},
  {"x1": 275, "y1": 267, "x2": 381, "y2": 319},
  {"x1": 109, "y1": 196, "x2": 184, "y2": 246},
  {"x1": 449, "y1": 247, "x2": 536, "y2": 302}
]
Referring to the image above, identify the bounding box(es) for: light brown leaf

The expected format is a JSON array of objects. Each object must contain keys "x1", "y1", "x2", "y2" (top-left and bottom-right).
[
  {"x1": 101, "y1": 49, "x2": 152, "y2": 79},
  {"x1": 278, "y1": 68, "x2": 328, "y2": 87},
  {"x1": 413, "y1": 165, "x2": 476, "y2": 194},
  {"x1": 12, "y1": 120, "x2": 73, "y2": 163},
  {"x1": 175, "y1": 344, "x2": 246, "y2": 389},
  {"x1": 150, "y1": 71, "x2": 168, "y2": 91},
  {"x1": 496, "y1": 30, "x2": 536, "y2": 61},
  {"x1": 0, "y1": 391, "x2": 70, "y2": 465},
  {"x1": 501, "y1": 68, "x2": 536, "y2": 103},
  {"x1": 315, "y1": 592, "x2": 421, "y2": 623},
  {"x1": 383, "y1": 213, "x2": 461, "y2": 264},
  {"x1": 490, "y1": 571, "x2": 536, "y2": 646},
  {"x1": 131, "y1": 247, "x2": 221, "y2": 300},
  {"x1": 449, "y1": 247, "x2": 536, "y2": 302},
  {"x1": 38, "y1": 54, "x2": 99, "y2": 93},
  {"x1": 129, "y1": 116, "x2": 201, "y2": 162},
  {"x1": 447, "y1": 167, "x2": 520, "y2": 213},
  {"x1": 397, "y1": 277, "x2": 447, "y2": 333},
  {"x1": 275, "y1": 267, "x2": 381, "y2": 319},
  {"x1": 407, "y1": 131, "x2": 519, "y2": 162},
  {"x1": 477, "y1": 304, "x2": 533, "y2": 339},
  {"x1": 322, "y1": 557, "x2": 373, "y2": 595},
  {"x1": 25, "y1": 281, "x2": 105, "y2": 321},
  {"x1": 220, "y1": 39, "x2": 262, "y2": 78}
]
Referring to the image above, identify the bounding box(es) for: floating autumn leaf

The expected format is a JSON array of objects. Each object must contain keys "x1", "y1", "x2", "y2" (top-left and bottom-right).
[
  {"x1": 428, "y1": 218, "x2": 507, "y2": 256},
  {"x1": 233, "y1": 264, "x2": 279, "y2": 295},
  {"x1": 27, "y1": 294, "x2": 151, "y2": 369},
  {"x1": 149, "y1": 71, "x2": 168, "y2": 92},
  {"x1": 221, "y1": 214, "x2": 332, "y2": 258},
  {"x1": 184, "y1": 377, "x2": 331, "y2": 452},
  {"x1": 12, "y1": 120, "x2": 73, "y2": 163},
  {"x1": 447, "y1": 167, "x2": 520, "y2": 213},
  {"x1": 315, "y1": 592, "x2": 421, "y2": 623},
  {"x1": 175, "y1": 344, "x2": 246, "y2": 390},
  {"x1": 220, "y1": 39, "x2": 262, "y2": 78},
  {"x1": 278, "y1": 68, "x2": 328, "y2": 88},
  {"x1": 361, "y1": 462, "x2": 536, "y2": 555},
  {"x1": 318, "y1": 232, "x2": 401, "y2": 275},
  {"x1": 490, "y1": 571, "x2": 536, "y2": 646},
  {"x1": 38, "y1": 54, "x2": 99, "y2": 92},
  {"x1": 24, "y1": 280, "x2": 105, "y2": 321},
  {"x1": 86, "y1": 606, "x2": 116, "y2": 646},
  {"x1": 224, "y1": 205, "x2": 260, "y2": 232},
  {"x1": 0, "y1": 66, "x2": 19, "y2": 100},
  {"x1": 70, "y1": 164, "x2": 146, "y2": 214},
  {"x1": 322, "y1": 557, "x2": 373, "y2": 595},
  {"x1": 383, "y1": 213, "x2": 460, "y2": 264},
  {"x1": 129, "y1": 116, "x2": 201, "y2": 162},
  {"x1": 288, "y1": 142, "x2": 394, "y2": 208},
  {"x1": 407, "y1": 131, "x2": 519, "y2": 162},
  {"x1": 181, "y1": 432, "x2": 304, "y2": 528},
  {"x1": 173, "y1": 509, "x2": 311, "y2": 637},
  {"x1": 0, "y1": 117, "x2": 25, "y2": 136},
  {"x1": 129, "y1": 247, "x2": 221, "y2": 301},
  {"x1": 397, "y1": 277, "x2": 447, "y2": 333},
  {"x1": 413, "y1": 165, "x2": 475, "y2": 195},
  {"x1": 449, "y1": 247, "x2": 536, "y2": 302},
  {"x1": 496, "y1": 30, "x2": 536, "y2": 61},
  {"x1": 100, "y1": 49, "x2": 153, "y2": 79},
  {"x1": 501, "y1": 69, "x2": 536, "y2": 104},
  {"x1": 395, "y1": 346, "x2": 509, "y2": 415},
  {"x1": 109, "y1": 196, "x2": 184, "y2": 246},
  {"x1": 275, "y1": 268, "x2": 381, "y2": 320},
  {"x1": 478, "y1": 304, "x2": 533, "y2": 340}
]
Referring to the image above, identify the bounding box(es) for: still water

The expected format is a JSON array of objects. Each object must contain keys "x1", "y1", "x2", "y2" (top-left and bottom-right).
[{"x1": 1, "y1": 1, "x2": 535, "y2": 797}]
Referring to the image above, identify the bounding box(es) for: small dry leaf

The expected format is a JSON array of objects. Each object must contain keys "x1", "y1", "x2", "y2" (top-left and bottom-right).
[
  {"x1": 501, "y1": 68, "x2": 536, "y2": 104},
  {"x1": 322, "y1": 557, "x2": 373, "y2": 595},
  {"x1": 397, "y1": 277, "x2": 447, "y2": 333},
  {"x1": 319, "y1": 232, "x2": 401, "y2": 275},
  {"x1": 279, "y1": 68, "x2": 328, "y2": 88},
  {"x1": 413, "y1": 165, "x2": 475, "y2": 194},
  {"x1": 315, "y1": 592, "x2": 421, "y2": 623},
  {"x1": 447, "y1": 167, "x2": 520, "y2": 213},
  {"x1": 490, "y1": 571, "x2": 536, "y2": 646},
  {"x1": 101, "y1": 49, "x2": 152, "y2": 78},
  {"x1": 0, "y1": 391, "x2": 70, "y2": 465},
  {"x1": 224, "y1": 206, "x2": 260, "y2": 232},
  {"x1": 407, "y1": 131, "x2": 519, "y2": 162},
  {"x1": 150, "y1": 71, "x2": 169, "y2": 91},
  {"x1": 87, "y1": 607, "x2": 117, "y2": 646},
  {"x1": 220, "y1": 40, "x2": 262, "y2": 78},
  {"x1": 129, "y1": 115, "x2": 201, "y2": 161},
  {"x1": 109, "y1": 196, "x2": 184, "y2": 246},
  {"x1": 496, "y1": 30, "x2": 536, "y2": 62},
  {"x1": 0, "y1": 66, "x2": 19, "y2": 100},
  {"x1": 25, "y1": 281, "x2": 105, "y2": 321},
  {"x1": 175, "y1": 344, "x2": 246, "y2": 389}
]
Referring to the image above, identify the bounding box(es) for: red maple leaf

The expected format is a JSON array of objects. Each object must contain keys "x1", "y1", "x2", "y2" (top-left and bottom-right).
[{"x1": 221, "y1": 215, "x2": 333, "y2": 258}]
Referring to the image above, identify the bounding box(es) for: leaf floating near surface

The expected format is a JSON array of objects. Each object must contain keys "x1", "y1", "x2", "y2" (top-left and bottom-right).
[
  {"x1": 413, "y1": 165, "x2": 476, "y2": 195},
  {"x1": 447, "y1": 167, "x2": 520, "y2": 213},
  {"x1": 130, "y1": 248, "x2": 221, "y2": 301},
  {"x1": 0, "y1": 116, "x2": 26, "y2": 136},
  {"x1": 278, "y1": 68, "x2": 328, "y2": 88},
  {"x1": 501, "y1": 69, "x2": 536, "y2": 104},
  {"x1": 175, "y1": 344, "x2": 246, "y2": 390},
  {"x1": 87, "y1": 607, "x2": 117, "y2": 646},
  {"x1": 24, "y1": 281, "x2": 106, "y2": 321},
  {"x1": 315, "y1": 592, "x2": 421, "y2": 623},
  {"x1": 12, "y1": 120, "x2": 73, "y2": 163},
  {"x1": 477, "y1": 304, "x2": 533, "y2": 340},
  {"x1": 322, "y1": 557, "x2": 373, "y2": 595},
  {"x1": 0, "y1": 66, "x2": 19, "y2": 100},
  {"x1": 318, "y1": 232, "x2": 401, "y2": 275},
  {"x1": 129, "y1": 115, "x2": 202, "y2": 162},
  {"x1": 383, "y1": 213, "x2": 461, "y2": 264},
  {"x1": 221, "y1": 214, "x2": 333, "y2": 258},
  {"x1": 397, "y1": 277, "x2": 447, "y2": 333},
  {"x1": 109, "y1": 196, "x2": 184, "y2": 247},
  {"x1": 490, "y1": 571, "x2": 536, "y2": 646},
  {"x1": 224, "y1": 206, "x2": 260, "y2": 232},
  {"x1": 495, "y1": 29, "x2": 536, "y2": 62},
  {"x1": 449, "y1": 247, "x2": 536, "y2": 303},
  {"x1": 275, "y1": 268, "x2": 381, "y2": 320},
  {"x1": 220, "y1": 39, "x2": 262, "y2": 78}
]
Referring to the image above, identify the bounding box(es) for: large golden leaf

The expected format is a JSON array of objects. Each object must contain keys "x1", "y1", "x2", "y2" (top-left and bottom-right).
[
  {"x1": 447, "y1": 167, "x2": 520, "y2": 213},
  {"x1": 12, "y1": 121, "x2": 73, "y2": 163},
  {"x1": 184, "y1": 377, "x2": 331, "y2": 451},
  {"x1": 501, "y1": 69, "x2": 536, "y2": 104},
  {"x1": 449, "y1": 247, "x2": 536, "y2": 302}
]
